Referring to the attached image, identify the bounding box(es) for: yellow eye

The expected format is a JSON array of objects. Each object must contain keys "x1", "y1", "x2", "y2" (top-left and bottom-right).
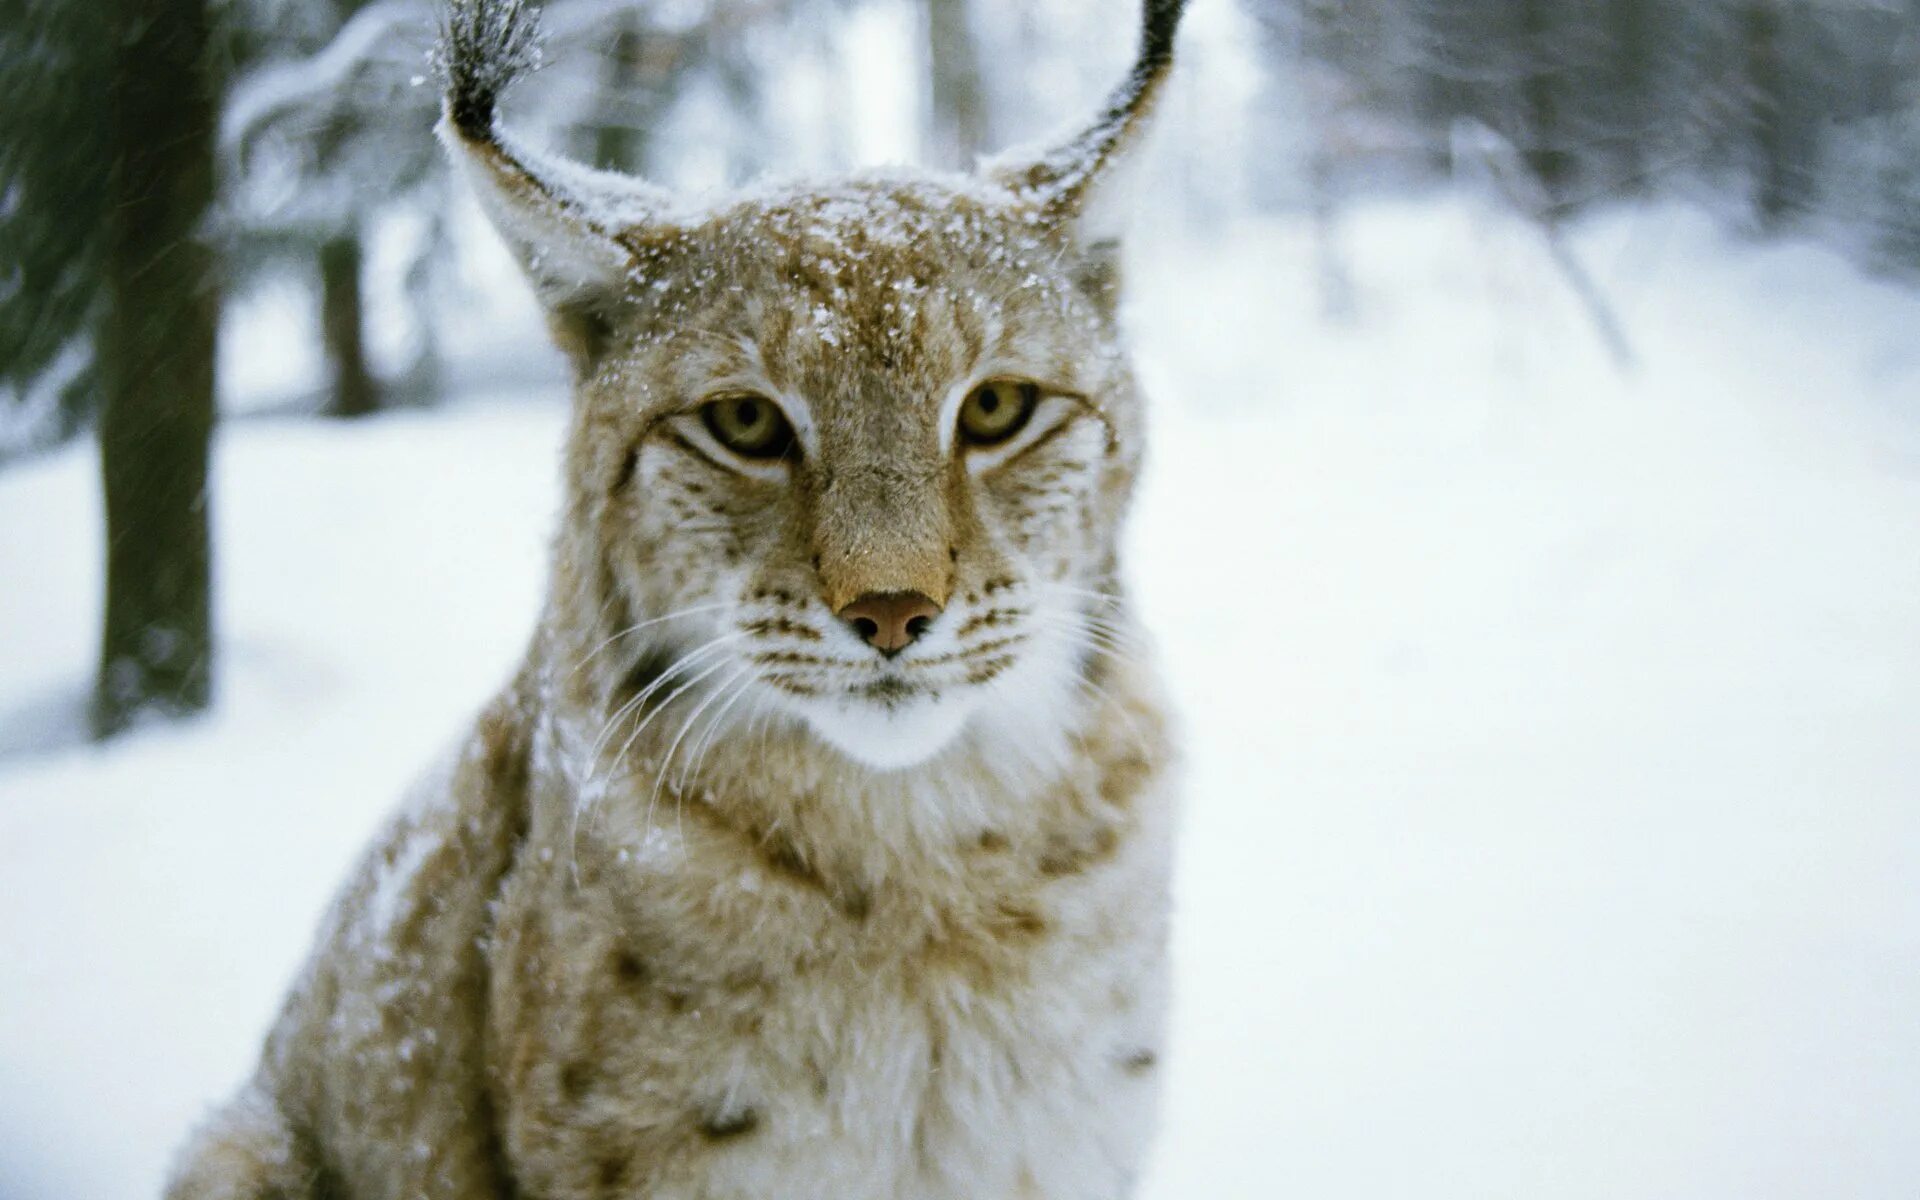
[
  {"x1": 958, "y1": 380, "x2": 1038, "y2": 446},
  {"x1": 701, "y1": 394, "x2": 795, "y2": 461}
]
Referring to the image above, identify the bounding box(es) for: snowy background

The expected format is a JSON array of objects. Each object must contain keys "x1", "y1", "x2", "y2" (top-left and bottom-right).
[{"x1": 5, "y1": 1, "x2": 1920, "y2": 1197}]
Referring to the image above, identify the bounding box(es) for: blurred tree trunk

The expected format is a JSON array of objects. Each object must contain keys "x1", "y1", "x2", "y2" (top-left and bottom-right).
[
  {"x1": 320, "y1": 230, "x2": 380, "y2": 419},
  {"x1": 1518, "y1": 0, "x2": 1571, "y2": 205},
  {"x1": 1744, "y1": 0, "x2": 1793, "y2": 226},
  {"x1": 591, "y1": 19, "x2": 651, "y2": 174},
  {"x1": 93, "y1": 0, "x2": 219, "y2": 738},
  {"x1": 926, "y1": 0, "x2": 988, "y2": 169},
  {"x1": 1610, "y1": 0, "x2": 1654, "y2": 189}
]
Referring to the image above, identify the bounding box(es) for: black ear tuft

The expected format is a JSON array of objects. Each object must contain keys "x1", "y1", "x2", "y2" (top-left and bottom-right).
[
  {"x1": 436, "y1": 0, "x2": 546, "y2": 143},
  {"x1": 985, "y1": 0, "x2": 1187, "y2": 222},
  {"x1": 1140, "y1": 0, "x2": 1187, "y2": 70}
]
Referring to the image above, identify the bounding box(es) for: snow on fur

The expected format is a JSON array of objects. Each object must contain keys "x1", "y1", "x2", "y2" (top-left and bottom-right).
[{"x1": 436, "y1": 0, "x2": 544, "y2": 141}]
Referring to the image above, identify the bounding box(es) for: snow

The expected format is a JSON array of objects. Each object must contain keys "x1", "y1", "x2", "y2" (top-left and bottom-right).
[{"x1": 3, "y1": 195, "x2": 1920, "y2": 1198}]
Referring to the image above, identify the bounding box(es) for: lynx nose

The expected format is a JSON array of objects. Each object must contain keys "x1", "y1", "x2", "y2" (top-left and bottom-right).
[{"x1": 838, "y1": 592, "x2": 942, "y2": 656}]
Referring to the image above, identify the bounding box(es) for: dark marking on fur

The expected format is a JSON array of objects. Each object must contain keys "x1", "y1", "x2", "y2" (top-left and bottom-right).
[
  {"x1": 1038, "y1": 824, "x2": 1120, "y2": 877},
  {"x1": 1005, "y1": 414, "x2": 1083, "y2": 469},
  {"x1": 745, "y1": 616, "x2": 823, "y2": 642},
  {"x1": 763, "y1": 676, "x2": 821, "y2": 698},
  {"x1": 1122, "y1": 1048, "x2": 1159, "y2": 1075},
  {"x1": 763, "y1": 834, "x2": 825, "y2": 890},
  {"x1": 997, "y1": 902, "x2": 1048, "y2": 938},
  {"x1": 966, "y1": 655, "x2": 1015, "y2": 686},
  {"x1": 617, "y1": 644, "x2": 676, "y2": 708},
  {"x1": 750, "y1": 650, "x2": 836, "y2": 668},
  {"x1": 1099, "y1": 747, "x2": 1156, "y2": 813},
  {"x1": 611, "y1": 949, "x2": 649, "y2": 986},
  {"x1": 596, "y1": 1153, "x2": 631, "y2": 1190},
  {"x1": 679, "y1": 795, "x2": 872, "y2": 922},
  {"x1": 664, "y1": 429, "x2": 735, "y2": 474},
  {"x1": 699, "y1": 1107, "x2": 760, "y2": 1142},
  {"x1": 477, "y1": 701, "x2": 531, "y2": 798},
  {"x1": 612, "y1": 447, "x2": 639, "y2": 493},
  {"x1": 927, "y1": 1025, "x2": 947, "y2": 1072},
  {"x1": 957, "y1": 607, "x2": 1024, "y2": 638},
  {"x1": 860, "y1": 676, "x2": 916, "y2": 703},
  {"x1": 907, "y1": 634, "x2": 1025, "y2": 669},
  {"x1": 840, "y1": 888, "x2": 874, "y2": 922}
]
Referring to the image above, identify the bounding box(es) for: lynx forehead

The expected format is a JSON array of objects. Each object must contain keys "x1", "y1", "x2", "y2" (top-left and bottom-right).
[
  {"x1": 165, "y1": 1, "x2": 1185, "y2": 1197},
  {"x1": 591, "y1": 177, "x2": 1136, "y2": 475}
]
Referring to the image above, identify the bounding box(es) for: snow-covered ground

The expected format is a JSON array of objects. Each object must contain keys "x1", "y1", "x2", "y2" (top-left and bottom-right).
[{"x1": 3, "y1": 195, "x2": 1918, "y2": 1198}]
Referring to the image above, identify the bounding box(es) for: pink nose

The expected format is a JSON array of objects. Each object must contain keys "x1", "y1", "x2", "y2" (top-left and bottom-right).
[{"x1": 837, "y1": 592, "x2": 942, "y2": 655}]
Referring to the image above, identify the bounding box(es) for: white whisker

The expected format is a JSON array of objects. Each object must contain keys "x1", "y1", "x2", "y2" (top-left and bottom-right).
[
  {"x1": 611, "y1": 657, "x2": 736, "y2": 800},
  {"x1": 571, "y1": 601, "x2": 735, "y2": 676},
  {"x1": 572, "y1": 637, "x2": 745, "y2": 884},
  {"x1": 678, "y1": 667, "x2": 764, "y2": 795},
  {"x1": 1024, "y1": 611, "x2": 1144, "y2": 671},
  {"x1": 649, "y1": 665, "x2": 755, "y2": 854},
  {"x1": 584, "y1": 632, "x2": 747, "y2": 770},
  {"x1": 1064, "y1": 662, "x2": 1156, "y2": 763}
]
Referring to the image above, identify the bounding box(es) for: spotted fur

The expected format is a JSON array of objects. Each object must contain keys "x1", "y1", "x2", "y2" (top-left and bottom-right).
[{"x1": 167, "y1": 2, "x2": 1185, "y2": 1197}]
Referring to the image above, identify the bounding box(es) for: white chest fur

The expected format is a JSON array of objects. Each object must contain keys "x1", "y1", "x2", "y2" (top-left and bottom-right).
[{"x1": 489, "y1": 760, "x2": 1175, "y2": 1200}]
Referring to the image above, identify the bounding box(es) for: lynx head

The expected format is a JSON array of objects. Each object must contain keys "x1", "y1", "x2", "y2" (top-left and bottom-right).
[{"x1": 439, "y1": 0, "x2": 1183, "y2": 773}]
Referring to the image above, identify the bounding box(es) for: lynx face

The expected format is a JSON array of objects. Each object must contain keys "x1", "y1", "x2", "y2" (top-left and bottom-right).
[
  {"x1": 570, "y1": 181, "x2": 1143, "y2": 769},
  {"x1": 440, "y1": 0, "x2": 1175, "y2": 773}
]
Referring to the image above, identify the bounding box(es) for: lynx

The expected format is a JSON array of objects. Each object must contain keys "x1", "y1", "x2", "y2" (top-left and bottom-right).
[{"x1": 166, "y1": 1, "x2": 1185, "y2": 1196}]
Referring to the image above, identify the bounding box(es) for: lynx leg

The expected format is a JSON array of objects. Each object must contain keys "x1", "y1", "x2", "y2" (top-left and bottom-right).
[{"x1": 164, "y1": 1085, "x2": 320, "y2": 1200}]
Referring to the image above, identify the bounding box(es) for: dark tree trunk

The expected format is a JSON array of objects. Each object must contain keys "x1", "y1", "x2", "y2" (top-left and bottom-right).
[
  {"x1": 1518, "y1": 0, "x2": 1572, "y2": 205},
  {"x1": 1744, "y1": 0, "x2": 1793, "y2": 227},
  {"x1": 320, "y1": 231, "x2": 380, "y2": 419},
  {"x1": 1610, "y1": 0, "x2": 1655, "y2": 188},
  {"x1": 926, "y1": 0, "x2": 989, "y2": 169},
  {"x1": 93, "y1": 0, "x2": 219, "y2": 738}
]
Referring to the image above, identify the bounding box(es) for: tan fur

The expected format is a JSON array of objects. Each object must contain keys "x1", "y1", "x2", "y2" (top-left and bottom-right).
[{"x1": 168, "y1": 13, "x2": 1181, "y2": 1200}]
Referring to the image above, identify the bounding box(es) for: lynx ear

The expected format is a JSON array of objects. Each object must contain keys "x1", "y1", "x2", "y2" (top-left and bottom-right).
[
  {"x1": 437, "y1": 0, "x2": 666, "y2": 355},
  {"x1": 984, "y1": 0, "x2": 1185, "y2": 258}
]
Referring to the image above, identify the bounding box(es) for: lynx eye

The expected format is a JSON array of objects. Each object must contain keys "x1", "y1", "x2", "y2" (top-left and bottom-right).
[
  {"x1": 701, "y1": 394, "x2": 795, "y2": 461},
  {"x1": 958, "y1": 380, "x2": 1038, "y2": 447}
]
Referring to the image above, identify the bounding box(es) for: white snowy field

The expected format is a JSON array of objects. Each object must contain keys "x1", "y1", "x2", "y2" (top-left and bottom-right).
[{"x1": 3, "y1": 195, "x2": 1919, "y2": 1199}]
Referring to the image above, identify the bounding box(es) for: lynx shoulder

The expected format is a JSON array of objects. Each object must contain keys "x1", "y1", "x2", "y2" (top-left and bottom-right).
[{"x1": 167, "y1": 1, "x2": 1185, "y2": 1196}]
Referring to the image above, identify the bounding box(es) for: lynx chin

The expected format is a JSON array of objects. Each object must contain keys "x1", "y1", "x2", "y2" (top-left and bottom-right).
[{"x1": 167, "y1": 0, "x2": 1186, "y2": 1196}]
